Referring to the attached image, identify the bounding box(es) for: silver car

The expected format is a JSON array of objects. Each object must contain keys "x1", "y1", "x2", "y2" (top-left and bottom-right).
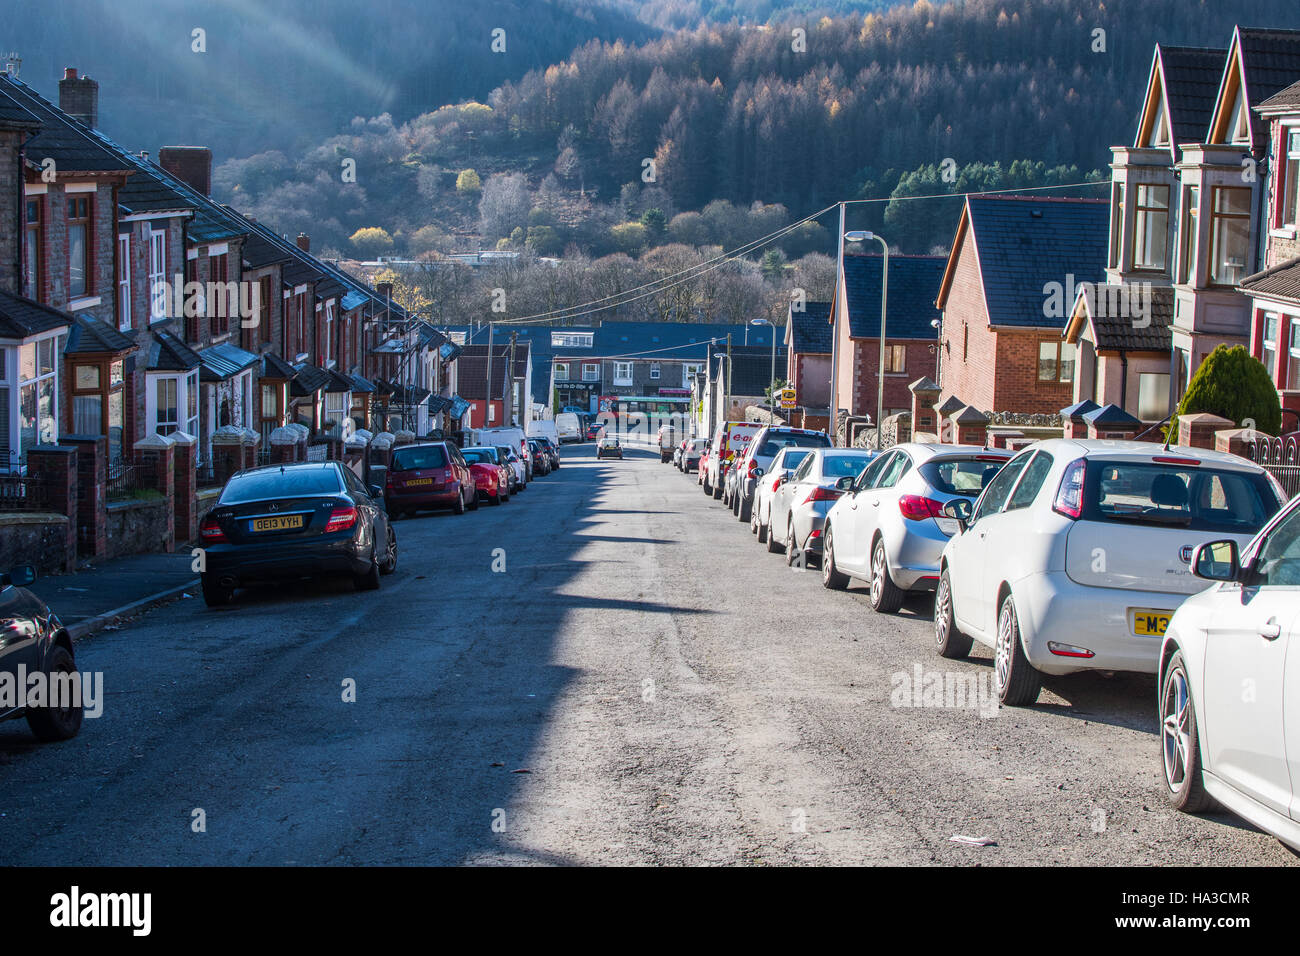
[
  {"x1": 767, "y1": 448, "x2": 878, "y2": 566},
  {"x1": 751, "y1": 446, "x2": 816, "y2": 545},
  {"x1": 681, "y1": 438, "x2": 707, "y2": 473},
  {"x1": 820, "y1": 443, "x2": 1011, "y2": 612}
]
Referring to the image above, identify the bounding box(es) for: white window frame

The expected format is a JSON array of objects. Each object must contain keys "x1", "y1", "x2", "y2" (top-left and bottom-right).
[
  {"x1": 649, "y1": 362, "x2": 661, "y2": 380},
  {"x1": 17, "y1": 332, "x2": 63, "y2": 460},
  {"x1": 117, "y1": 233, "x2": 131, "y2": 330},
  {"x1": 582, "y1": 363, "x2": 599, "y2": 382},
  {"x1": 613, "y1": 361, "x2": 633, "y2": 386},
  {"x1": 1282, "y1": 128, "x2": 1300, "y2": 230},
  {"x1": 554, "y1": 362, "x2": 568, "y2": 382},
  {"x1": 1263, "y1": 312, "x2": 1280, "y2": 378},
  {"x1": 682, "y1": 363, "x2": 702, "y2": 387},
  {"x1": 148, "y1": 228, "x2": 167, "y2": 322},
  {"x1": 551, "y1": 332, "x2": 593, "y2": 348}
]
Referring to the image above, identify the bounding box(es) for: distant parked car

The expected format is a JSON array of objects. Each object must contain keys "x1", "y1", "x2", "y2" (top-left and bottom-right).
[
  {"x1": 658, "y1": 424, "x2": 679, "y2": 463},
  {"x1": 821, "y1": 443, "x2": 1012, "y2": 612},
  {"x1": 698, "y1": 447, "x2": 710, "y2": 486},
  {"x1": 934, "y1": 439, "x2": 1284, "y2": 706},
  {"x1": 199, "y1": 461, "x2": 397, "y2": 606},
  {"x1": 0, "y1": 564, "x2": 82, "y2": 741},
  {"x1": 751, "y1": 445, "x2": 816, "y2": 544},
  {"x1": 767, "y1": 448, "x2": 878, "y2": 566},
  {"x1": 461, "y1": 445, "x2": 511, "y2": 504},
  {"x1": 497, "y1": 445, "x2": 527, "y2": 493},
  {"x1": 730, "y1": 425, "x2": 832, "y2": 523},
  {"x1": 1157, "y1": 492, "x2": 1300, "y2": 850},
  {"x1": 527, "y1": 439, "x2": 552, "y2": 476},
  {"x1": 682, "y1": 438, "x2": 707, "y2": 473},
  {"x1": 555, "y1": 413, "x2": 582, "y2": 443},
  {"x1": 385, "y1": 441, "x2": 478, "y2": 516},
  {"x1": 596, "y1": 434, "x2": 623, "y2": 459},
  {"x1": 586, "y1": 422, "x2": 604, "y2": 441},
  {"x1": 537, "y1": 436, "x2": 561, "y2": 470},
  {"x1": 705, "y1": 421, "x2": 762, "y2": 500}
]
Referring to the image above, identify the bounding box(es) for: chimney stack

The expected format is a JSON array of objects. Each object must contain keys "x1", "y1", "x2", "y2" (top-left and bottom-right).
[
  {"x1": 296, "y1": 233, "x2": 310, "y2": 253},
  {"x1": 159, "y1": 146, "x2": 212, "y2": 196},
  {"x1": 58, "y1": 67, "x2": 98, "y2": 129},
  {"x1": 376, "y1": 282, "x2": 393, "y2": 300}
]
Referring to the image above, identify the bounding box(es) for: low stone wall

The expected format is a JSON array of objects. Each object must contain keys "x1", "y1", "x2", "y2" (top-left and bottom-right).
[
  {"x1": 0, "y1": 513, "x2": 73, "y2": 574},
  {"x1": 106, "y1": 496, "x2": 173, "y2": 559}
]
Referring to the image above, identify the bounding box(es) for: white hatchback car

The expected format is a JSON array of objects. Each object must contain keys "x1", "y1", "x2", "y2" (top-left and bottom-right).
[
  {"x1": 750, "y1": 445, "x2": 818, "y2": 544},
  {"x1": 1157, "y1": 492, "x2": 1300, "y2": 849},
  {"x1": 934, "y1": 439, "x2": 1284, "y2": 706}
]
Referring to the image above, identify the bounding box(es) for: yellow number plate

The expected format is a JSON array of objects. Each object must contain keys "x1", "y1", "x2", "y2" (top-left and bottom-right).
[
  {"x1": 251, "y1": 514, "x2": 304, "y2": 533},
  {"x1": 405, "y1": 477, "x2": 433, "y2": 486},
  {"x1": 1132, "y1": 609, "x2": 1171, "y2": 637}
]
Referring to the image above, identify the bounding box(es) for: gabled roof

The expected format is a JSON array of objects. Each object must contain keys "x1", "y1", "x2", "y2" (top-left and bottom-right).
[
  {"x1": 455, "y1": 353, "x2": 513, "y2": 402},
  {"x1": 1209, "y1": 27, "x2": 1300, "y2": 147},
  {"x1": 1085, "y1": 403, "x2": 1142, "y2": 428},
  {"x1": 788, "y1": 301, "x2": 833, "y2": 354},
  {"x1": 290, "y1": 363, "x2": 332, "y2": 396},
  {"x1": 841, "y1": 254, "x2": 945, "y2": 340},
  {"x1": 0, "y1": 289, "x2": 71, "y2": 340},
  {"x1": 64, "y1": 315, "x2": 137, "y2": 355},
  {"x1": 261, "y1": 352, "x2": 297, "y2": 380},
  {"x1": 706, "y1": 343, "x2": 787, "y2": 396},
  {"x1": 1257, "y1": 78, "x2": 1300, "y2": 114},
  {"x1": 0, "y1": 74, "x2": 129, "y2": 173},
  {"x1": 1241, "y1": 255, "x2": 1300, "y2": 303},
  {"x1": 149, "y1": 330, "x2": 201, "y2": 371},
  {"x1": 1136, "y1": 45, "x2": 1228, "y2": 153},
  {"x1": 1065, "y1": 284, "x2": 1174, "y2": 352},
  {"x1": 936, "y1": 196, "x2": 1108, "y2": 330}
]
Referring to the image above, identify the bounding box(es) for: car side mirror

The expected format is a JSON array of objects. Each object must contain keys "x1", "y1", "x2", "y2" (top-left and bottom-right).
[
  {"x1": 369, "y1": 484, "x2": 384, "y2": 499},
  {"x1": 754, "y1": 467, "x2": 764, "y2": 478},
  {"x1": 5, "y1": 564, "x2": 36, "y2": 588},
  {"x1": 1191, "y1": 540, "x2": 1239, "y2": 582},
  {"x1": 834, "y1": 475, "x2": 855, "y2": 491},
  {"x1": 942, "y1": 499, "x2": 973, "y2": 533}
]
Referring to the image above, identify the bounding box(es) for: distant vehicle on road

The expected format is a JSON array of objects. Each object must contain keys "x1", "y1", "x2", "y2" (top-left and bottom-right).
[
  {"x1": 385, "y1": 441, "x2": 478, "y2": 517},
  {"x1": 0, "y1": 564, "x2": 82, "y2": 742},
  {"x1": 767, "y1": 448, "x2": 878, "y2": 566},
  {"x1": 199, "y1": 461, "x2": 397, "y2": 607},
  {"x1": 821, "y1": 443, "x2": 1012, "y2": 612},
  {"x1": 474, "y1": 426, "x2": 531, "y2": 479},
  {"x1": 596, "y1": 434, "x2": 623, "y2": 459},
  {"x1": 1158, "y1": 492, "x2": 1300, "y2": 850},
  {"x1": 586, "y1": 421, "x2": 604, "y2": 441},
  {"x1": 460, "y1": 446, "x2": 511, "y2": 504},
  {"x1": 555, "y1": 413, "x2": 582, "y2": 443},
  {"x1": 934, "y1": 439, "x2": 1284, "y2": 706},
  {"x1": 527, "y1": 419, "x2": 560, "y2": 448},
  {"x1": 682, "y1": 438, "x2": 707, "y2": 473},
  {"x1": 496, "y1": 445, "x2": 527, "y2": 493},
  {"x1": 658, "y1": 424, "x2": 679, "y2": 463}
]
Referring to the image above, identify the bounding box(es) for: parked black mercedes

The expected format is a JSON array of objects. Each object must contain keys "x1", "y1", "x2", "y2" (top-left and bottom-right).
[
  {"x1": 198, "y1": 461, "x2": 397, "y2": 607},
  {"x1": 0, "y1": 564, "x2": 82, "y2": 742}
]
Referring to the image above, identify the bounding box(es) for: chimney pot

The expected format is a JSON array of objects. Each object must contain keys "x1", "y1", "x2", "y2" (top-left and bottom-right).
[
  {"x1": 64, "y1": 67, "x2": 77, "y2": 79},
  {"x1": 296, "y1": 233, "x2": 310, "y2": 253}
]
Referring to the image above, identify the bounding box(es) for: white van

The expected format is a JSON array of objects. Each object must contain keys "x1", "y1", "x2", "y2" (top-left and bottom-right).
[
  {"x1": 473, "y1": 426, "x2": 531, "y2": 480},
  {"x1": 528, "y1": 419, "x2": 561, "y2": 446},
  {"x1": 553, "y1": 413, "x2": 581, "y2": 443}
]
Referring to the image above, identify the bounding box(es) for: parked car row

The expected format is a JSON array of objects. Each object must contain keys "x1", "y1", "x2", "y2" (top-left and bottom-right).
[
  {"x1": 198, "y1": 433, "x2": 565, "y2": 607},
  {"x1": 684, "y1": 422, "x2": 1300, "y2": 851}
]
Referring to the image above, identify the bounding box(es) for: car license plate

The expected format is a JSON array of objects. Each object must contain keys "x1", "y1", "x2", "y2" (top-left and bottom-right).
[
  {"x1": 250, "y1": 514, "x2": 304, "y2": 533},
  {"x1": 405, "y1": 477, "x2": 433, "y2": 486},
  {"x1": 1132, "y1": 609, "x2": 1171, "y2": 636}
]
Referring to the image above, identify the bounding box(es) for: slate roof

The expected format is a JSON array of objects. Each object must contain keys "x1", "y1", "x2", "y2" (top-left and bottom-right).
[
  {"x1": 1155, "y1": 45, "x2": 1229, "y2": 147},
  {"x1": 842, "y1": 254, "x2": 946, "y2": 340},
  {"x1": 198, "y1": 342, "x2": 259, "y2": 382},
  {"x1": 461, "y1": 342, "x2": 529, "y2": 380},
  {"x1": 261, "y1": 352, "x2": 297, "y2": 380},
  {"x1": 455, "y1": 354, "x2": 512, "y2": 401},
  {"x1": 149, "y1": 330, "x2": 201, "y2": 371},
  {"x1": 290, "y1": 363, "x2": 332, "y2": 396},
  {"x1": 1085, "y1": 403, "x2": 1142, "y2": 428},
  {"x1": 788, "y1": 301, "x2": 833, "y2": 354},
  {"x1": 64, "y1": 315, "x2": 137, "y2": 355},
  {"x1": 0, "y1": 90, "x2": 41, "y2": 130},
  {"x1": 958, "y1": 196, "x2": 1109, "y2": 329},
  {"x1": 1073, "y1": 284, "x2": 1174, "y2": 352},
  {"x1": 706, "y1": 343, "x2": 788, "y2": 397},
  {"x1": 1235, "y1": 28, "x2": 1300, "y2": 145},
  {"x1": 1241, "y1": 256, "x2": 1300, "y2": 302},
  {"x1": 1258, "y1": 78, "x2": 1300, "y2": 112},
  {"x1": 0, "y1": 74, "x2": 129, "y2": 173},
  {"x1": 0, "y1": 289, "x2": 72, "y2": 340}
]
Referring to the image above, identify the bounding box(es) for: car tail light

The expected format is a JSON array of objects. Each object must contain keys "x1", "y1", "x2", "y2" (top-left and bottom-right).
[
  {"x1": 771, "y1": 476, "x2": 782, "y2": 493},
  {"x1": 803, "y1": 486, "x2": 841, "y2": 504},
  {"x1": 1052, "y1": 458, "x2": 1086, "y2": 519},
  {"x1": 326, "y1": 504, "x2": 358, "y2": 533},
  {"x1": 199, "y1": 515, "x2": 227, "y2": 544},
  {"x1": 1152, "y1": 456, "x2": 1200, "y2": 467},
  {"x1": 898, "y1": 494, "x2": 944, "y2": 521},
  {"x1": 1048, "y1": 641, "x2": 1095, "y2": 658}
]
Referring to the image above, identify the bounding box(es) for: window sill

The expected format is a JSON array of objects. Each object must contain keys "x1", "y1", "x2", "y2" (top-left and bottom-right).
[
  {"x1": 68, "y1": 295, "x2": 101, "y2": 311},
  {"x1": 1270, "y1": 228, "x2": 1297, "y2": 240}
]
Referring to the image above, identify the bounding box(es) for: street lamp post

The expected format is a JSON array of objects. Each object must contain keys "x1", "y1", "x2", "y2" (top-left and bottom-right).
[
  {"x1": 844, "y1": 229, "x2": 888, "y2": 449},
  {"x1": 750, "y1": 318, "x2": 776, "y2": 418}
]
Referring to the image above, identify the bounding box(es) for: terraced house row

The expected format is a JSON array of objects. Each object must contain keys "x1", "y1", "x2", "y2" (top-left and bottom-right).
[{"x1": 0, "y1": 67, "x2": 467, "y2": 570}]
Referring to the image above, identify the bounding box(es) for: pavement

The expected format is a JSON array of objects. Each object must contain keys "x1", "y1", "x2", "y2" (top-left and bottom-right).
[
  {"x1": 28, "y1": 550, "x2": 199, "y2": 641},
  {"x1": 0, "y1": 440, "x2": 1294, "y2": 865}
]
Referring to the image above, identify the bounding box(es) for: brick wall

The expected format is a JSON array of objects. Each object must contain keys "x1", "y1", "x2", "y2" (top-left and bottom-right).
[
  {"x1": 849, "y1": 338, "x2": 934, "y2": 417},
  {"x1": 938, "y1": 232, "x2": 996, "y2": 410},
  {"x1": 0, "y1": 128, "x2": 23, "y2": 294}
]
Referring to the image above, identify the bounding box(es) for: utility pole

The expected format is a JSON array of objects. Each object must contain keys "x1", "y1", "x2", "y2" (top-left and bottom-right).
[
  {"x1": 829, "y1": 202, "x2": 845, "y2": 442},
  {"x1": 483, "y1": 320, "x2": 494, "y2": 427},
  {"x1": 725, "y1": 334, "x2": 732, "y2": 423},
  {"x1": 507, "y1": 331, "x2": 519, "y2": 426}
]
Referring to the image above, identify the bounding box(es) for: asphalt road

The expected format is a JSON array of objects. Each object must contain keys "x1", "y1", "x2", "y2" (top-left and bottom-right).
[{"x1": 1, "y1": 441, "x2": 1294, "y2": 865}]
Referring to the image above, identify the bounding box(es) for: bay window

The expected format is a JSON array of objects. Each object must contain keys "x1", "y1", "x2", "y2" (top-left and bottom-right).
[
  {"x1": 1209, "y1": 186, "x2": 1251, "y2": 285},
  {"x1": 18, "y1": 336, "x2": 62, "y2": 459},
  {"x1": 1131, "y1": 184, "x2": 1169, "y2": 272},
  {"x1": 1179, "y1": 186, "x2": 1199, "y2": 284}
]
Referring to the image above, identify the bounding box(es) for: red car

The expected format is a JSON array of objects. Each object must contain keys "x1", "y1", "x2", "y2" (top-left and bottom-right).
[
  {"x1": 384, "y1": 441, "x2": 477, "y2": 517},
  {"x1": 461, "y1": 446, "x2": 511, "y2": 505}
]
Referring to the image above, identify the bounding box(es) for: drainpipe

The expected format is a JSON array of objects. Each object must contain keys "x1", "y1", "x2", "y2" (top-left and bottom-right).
[{"x1": 1118, "y1": 349, "x2": 1129, "y2": 414}]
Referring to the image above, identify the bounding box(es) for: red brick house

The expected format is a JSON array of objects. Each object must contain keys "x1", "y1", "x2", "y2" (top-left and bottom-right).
[
  {"x1": 784, "y1": 300, "x2": 832, "y2": 412},
  {"x1": 832, "y1": 252, "x2": 945, "y2": 422},
  {"x1": 935, "y1": 195, "x2": 1108, "y2": 415}
]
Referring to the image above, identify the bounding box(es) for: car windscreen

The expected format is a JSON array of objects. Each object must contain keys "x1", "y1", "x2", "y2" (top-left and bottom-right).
[
  {"x1": 463, "y1": 446, "x2": 498, "y2": 463},
  {"x1": 821, "y1": 453, "x2": 875, "y2": 478},
  {"x1": 391, "y1": 446, "x2": 447, "y2": 471},
  {"x1": 220, "y1": 467, "x2": 342, "y2": 504},
  {"x1": 758, "y1": 433, "x2": 830, "y2": 457},
  {"x1": 1086, "y1": 461, "x2": 1279, "y2": 533},
  {"x1": 920, "y1": 456, "x2": 1009, "y2": 497},
  {"x1": 462, "y1": 450, "x2": 494, "y2": 465},
  {"x1": 777, "y1": 449, "x2": 811, "y2": 471}
]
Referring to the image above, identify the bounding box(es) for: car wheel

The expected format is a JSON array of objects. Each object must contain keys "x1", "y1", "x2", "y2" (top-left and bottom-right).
[
  {"x1": 933, "y1": 569, "x2": 973, "y2": 659},
  {"x1": 453, "y1": 489, "x2": 466, "y2": 515},
  {"x1": 355, "y1": 548, "x2": 382, "y2": 591},
  {"x1": 379, "y1": 525, "x2": 398, "y2": 575},
  {"x1": 1161, "y1": 651, "x2": 1214, "y2": 813},
  {"x1": 785, "y1": 518, "x2": 799, "y2": 567},
  {"x1": 738, "y1": 495, "x2": 751, "y2": 523},
  {"x1": 993, "y1": 593, "x2": 1041, "y2": 706},
  {"x1": 869, "y1": 537, "x2": 905, "y2": 613},
  {"x1": 469, "y1": 489, "x2": 480, "y2": 511},
  {"x1": 491, "y1": 489, "x2": 502, "y2": 506},
  {"x1": 201, "y1": 574, "x2": 234, "y2": 607},
  {"x1": 821, "y1": 527, "x2": 850, "y2": 589},
  {"x1": 25, "y1": 644, "x2": 83, "y2": 742},
  {"x1": 766, "y1": 512, "x2": 784, "y2": 553},
  {"x1": 749, "y1": 501, "x2": 760, "y2": 535},
  {"x1": 712, "y1": 480, "x2": 723, "y2": 500},
  {"x1": 703, "y1": 477, "x2": 712, "y2": 494}
]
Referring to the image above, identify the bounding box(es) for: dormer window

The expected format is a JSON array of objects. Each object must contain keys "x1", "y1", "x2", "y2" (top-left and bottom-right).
[{"x1": 1227, "y1": 87, "x2": 1250, "y2": 145}]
